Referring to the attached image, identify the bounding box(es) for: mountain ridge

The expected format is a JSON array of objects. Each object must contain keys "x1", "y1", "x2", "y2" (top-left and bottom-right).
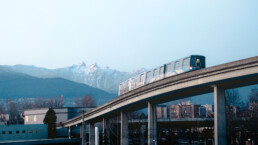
[
  {"x1": 4, "y1": 63, "x2": 147, "y2": 94},
  {"x1": 0, "y1": 66, "x2": 116, "y2": 106}
]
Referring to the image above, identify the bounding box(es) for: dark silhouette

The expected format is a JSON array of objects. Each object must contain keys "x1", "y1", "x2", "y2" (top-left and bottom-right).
[{"x1": 43, "y1": 108, "x2": 57, "y2": 138}]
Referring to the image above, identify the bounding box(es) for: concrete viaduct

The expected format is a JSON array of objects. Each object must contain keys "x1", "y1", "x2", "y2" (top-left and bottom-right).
[{"x1": 59, "y1": 56, "x2": 258, "y2": 145}]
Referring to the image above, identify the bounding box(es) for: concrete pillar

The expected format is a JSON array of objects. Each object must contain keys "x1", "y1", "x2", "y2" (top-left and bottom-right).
[
  {"x1": 214, "y1": 86, "x2": 227, "y2": 145},
  {"x1": 68, "y1": 126, "x2": 72, "y2": 139},
  {"x1": 121, "y1": 111, "x2": 128, "y2": 145},
  {"x1": 95, "y1": 127, "x2": 99, "y2": 145},
  {"x1": 148, "y1": 102, "x2": 157, "y2": 145},
  {"x1": 103, "y1": 118, "x2": 110, "y2": 145},
  {"x1": 80, "y1": 125, "x2": 86, "y2": 145},
  {"x1": 140, "y1": 125, "x2": 145, "y2": 145},
  {"x1": 89, "y1": 123, "x2": 95, "y2": 145},
  {"x1": 80, "y1": 125, "x2": 83, "y2": 138},
  {"x1": 81, "y1": 110, "x2": 86, "y2": 145}
]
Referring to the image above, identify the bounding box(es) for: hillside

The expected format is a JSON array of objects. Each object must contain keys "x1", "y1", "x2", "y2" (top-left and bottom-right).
[
  {"x1": 5, "y1": 63, "x2": 146, "y2": 94},
  {"x1": 0, "y1": 66, "x2": 116, "y2": 106}
]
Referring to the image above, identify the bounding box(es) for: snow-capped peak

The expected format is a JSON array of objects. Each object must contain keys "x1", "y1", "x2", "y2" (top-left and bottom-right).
[
  {"x1": 131, "y1": 67, "x2": 147, "y2": 74},
  {"x1": 90, "y1": 63, "x2": 100, "y2": 69},
  {"x1": 79, "y1": 61, "x2": 86, "y2": 67}
]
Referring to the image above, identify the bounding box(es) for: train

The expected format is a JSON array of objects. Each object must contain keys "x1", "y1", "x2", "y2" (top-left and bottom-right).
[{"x1": 118, "y1": 55, "x2": 206, "y2": 95}]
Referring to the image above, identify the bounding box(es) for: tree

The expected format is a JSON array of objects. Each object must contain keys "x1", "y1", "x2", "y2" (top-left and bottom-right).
[
  {"x1": 6, "y1": 98, "x2": 18, "y2": 123},
  {"x1": 20, "y1": 98, "x2": 34, "y2": 111},
  {"x1": 46, "y1": 97, "x2": 61, "y2": 108},
  {"x1": 74, "y1": 95, "x2": 95, "y2": 107},
  {"x1": 43, "y1": 108, "x2": 57, "y2": 138},
  {"x1": 34, "y1": 97, "x2": 62, "y2": 109},
  {"x1": 249, "y1": 87, "x2": 258, "y2": 103},
  {"x1": 225, "y1": 89, "x2": 241, "y2": 106},
  {"x1": 0, "y1": 102, "x2": 6, "y2": 121}
]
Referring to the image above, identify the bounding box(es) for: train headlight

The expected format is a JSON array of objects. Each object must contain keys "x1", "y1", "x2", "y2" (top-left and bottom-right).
[{"x1": 189, "y1": 66, "x2": 192, "y2": 70}]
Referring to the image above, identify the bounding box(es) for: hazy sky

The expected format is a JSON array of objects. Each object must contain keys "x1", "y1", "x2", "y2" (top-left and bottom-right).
[{"x1": 0, "y1": 0, "x2": 257, "y2": 72}]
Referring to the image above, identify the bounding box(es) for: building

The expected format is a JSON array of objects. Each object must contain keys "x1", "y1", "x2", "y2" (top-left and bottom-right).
[
  {"x1": 156, "y1": 105, "x2": 168, "y2": 119},
  {"x1": 169, "y1": 105, "x2": 181, "y2": 119},
  {"x1": 199, "y1": 106, "x2": 206, "y2": 118},
  {"x1": 23, "y1": 107, "x2": 95, "y2": 137},
  {"x1": 0, "y1": 114, "x2": 9, "y2": 125},
  {"x1": 23, "y1": 107, "x2": 95, "y2": 125},
  {"x1": 169, "y1": 102, "x2": 204, "y2": 119},
  {"x1": 0, "y1": 124, "x2": 47, "y2": 141},
  {"x1": 191, "y1": 104, "x2": 201, "y2": 118},
  {"x1": 202, "y1": 104, "x2": 214, "y2": 118}
]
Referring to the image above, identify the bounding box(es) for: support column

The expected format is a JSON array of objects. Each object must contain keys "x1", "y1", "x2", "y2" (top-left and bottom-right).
[
  {"x1": 103, "y1": 118, "x2": 110, "y2": 145},
  {"x1": 68, "y1": 126, "x2": 72, "y2": 139},
  {"x1": 82, "y1": 111, "x2": 86, "y2": 145},
  {"x1": 89, "y1": 123, "x2": 95, "y2": 145},
  {"x1": 214, "y1": 86, "x2": 227, "y2": 145},
  {"x1": 148, "y1": 102, "x2": 157, "y2": 145},
  {"x1": 80, "y1": 125, "x2": 86, "y2": 145},
  {"x1": 140, "y1": 125, "x2": 145, "y2": 145},
  {"x1": 95, "y1": 127, "x2": 99, "y2": 145},
  {"x1": 121, "y1": 111, "x2": 128, "y2": 145}
]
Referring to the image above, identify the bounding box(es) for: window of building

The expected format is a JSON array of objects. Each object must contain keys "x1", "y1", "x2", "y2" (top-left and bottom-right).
[
  {"x1": 2, "y1": 131, "x2": 5, "y2": 134},
  {"x1": 25, "y1": 116, "x2": 29, "y2": 122},
  {"x1": 16, "y1": 130, "x2": 20, "y2": 134},
  {"x1": 9, "y1": 131, "x2": 12, "y2": 134},
  {"x1": 33, "y1": 115, "x2": 37, "y2": 122},
  {"x1": 35, "y1": 130, "x2": 39, "y2": 133},
  {"x1": 22, "y1": 130, "x2": 26, "y2": 133},
  {"x1": 29, "y1": 130, "x2": 33, "y2": 133}
]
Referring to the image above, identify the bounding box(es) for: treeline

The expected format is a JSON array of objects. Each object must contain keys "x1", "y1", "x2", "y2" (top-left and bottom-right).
[{"x1": 0, "y1": 95, "x2": 96, "y2": 124}]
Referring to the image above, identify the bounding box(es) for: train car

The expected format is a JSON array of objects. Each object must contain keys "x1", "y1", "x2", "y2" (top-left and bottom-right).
[{"x1": 118, "y1": 55, "x2": 205, "y2": 96}]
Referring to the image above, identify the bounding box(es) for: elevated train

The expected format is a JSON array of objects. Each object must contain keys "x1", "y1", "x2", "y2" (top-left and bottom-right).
[{"x1": 118, "y1": 55, "x2": 206, "y2": 95}]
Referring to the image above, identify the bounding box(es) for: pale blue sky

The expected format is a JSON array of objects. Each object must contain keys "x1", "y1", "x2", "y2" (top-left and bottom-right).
[{"x1": 0, "y1": 0, "x2": 257, "y2": 71}]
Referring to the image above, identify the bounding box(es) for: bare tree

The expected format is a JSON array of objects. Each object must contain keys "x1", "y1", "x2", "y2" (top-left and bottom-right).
[
  {"x1": 6, "y1": 98, "x2": 19, "y2": 123},
  {"x1": 34, "y1": 97, "x2": 62, "y2": 108},
  {"x1": 0, "y1": 102, "x2": 6, "y2": 121},
  {"x1": 249, "y1": 87, "x2": 258, "y2": 103},
  {"x1": 47, "y1": 97, "x2": 61, "y2": 108},
  {"x1": 74, "y1": 95, "x2": 95, "y2": 107},
  {"x1": 20, "y1": 98, "x2": 34, "y2": 111},
  {"x1": 225, "y1": 89, "x2": 241, "y2": 106}
]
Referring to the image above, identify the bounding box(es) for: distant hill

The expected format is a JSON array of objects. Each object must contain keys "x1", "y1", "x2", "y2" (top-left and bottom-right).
[
  {"x1": 0, "y1": 66, "x2": 116, "y2": 106},
  {"x1": 4, "y1": 63, "x2": 146, "y2": 94}
]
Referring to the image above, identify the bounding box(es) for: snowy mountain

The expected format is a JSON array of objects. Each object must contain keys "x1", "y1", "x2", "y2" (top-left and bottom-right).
[
  {"x1": 5, "y1": 63, "x2": 147, "y2": 94},
  {"x1": 0, "y1": 66, "x2": 116, "y2": 106}
]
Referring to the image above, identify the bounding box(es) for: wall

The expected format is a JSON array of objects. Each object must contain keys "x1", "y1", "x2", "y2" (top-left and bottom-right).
[{"x1": 0, "y1": 124, "x2": 48, "y2": 141}]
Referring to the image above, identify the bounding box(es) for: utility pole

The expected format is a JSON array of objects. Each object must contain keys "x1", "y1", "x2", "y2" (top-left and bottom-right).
[{"x1": 82, "y1": 110, "x2": 85, "y2": 145}]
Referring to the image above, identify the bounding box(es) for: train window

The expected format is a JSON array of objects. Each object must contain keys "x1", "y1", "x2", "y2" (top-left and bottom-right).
[
  {"x1": 175, "y1": 61, "x2": 182, "y2": 70},
  {"x1": 183, "y1": 58, "x2": 190, "y2": 66},
  {"x1": 130, "y1": 78, "x2": 135, "y2": 89},
  {"x1": 183, "y1": 58, "x2": 190, "y2": 70},
  {"x1": 160, "y1": 66, "x2": 164, "y2": 74},
  {"x1": 154, "y1": 69, "x2": 159, "y2": 78},
  {"x1": 140, "y1": 74, "x2": 145, "y2": 82},
  {"x1": 196, "y1": 58, "x2": 201, "y2": 67},
  {"x1": 166, "y1": 63, "x2": 172, "y2": 73},
  {"x1": 136, "y1": 76, "x2": 140, "y2": 83},
  {"x1": 146, "y1": 71, "x2": 153, "y2": 84}
]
